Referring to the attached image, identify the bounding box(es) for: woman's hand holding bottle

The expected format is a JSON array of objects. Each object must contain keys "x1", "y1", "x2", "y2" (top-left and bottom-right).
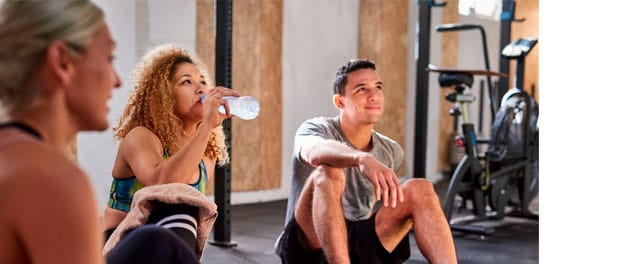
[{"x1": 199, "y1": 86, "x2": 239, "y2": 127}]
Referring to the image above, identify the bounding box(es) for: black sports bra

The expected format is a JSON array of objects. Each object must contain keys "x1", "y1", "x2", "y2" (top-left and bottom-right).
[{"x1": 0, "y1": 122, "x2": 42, "y2": 140}]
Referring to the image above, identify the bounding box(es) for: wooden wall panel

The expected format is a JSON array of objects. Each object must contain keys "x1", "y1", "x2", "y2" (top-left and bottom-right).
[
  {"x1": 512, "y1": 0, "x2": 539, "y2": 102},
  {"x1": 358, "y1": 0, "x2": 408, "y2": 175},
  {"x1": 196, "y1": 0, "x2": 216, "y2": 194},
  {"x1": 196, "y1": 0, "x2": 215, "y2": 85},
  {"x1": 231, "y1": 0, "x2": 282, "y2": 192},
  {"x1": 256, "y1": 1, "x2": 283, "y2": 191},
  {"x1": 232, "y1": 1, "x2": 260, "y2": 192},
  {"x1": 438, "y1": 2, "x2": 460, "y2": 173},
  {"x1": 196, "y1": 0, "x2": 282, "y2": 194}
]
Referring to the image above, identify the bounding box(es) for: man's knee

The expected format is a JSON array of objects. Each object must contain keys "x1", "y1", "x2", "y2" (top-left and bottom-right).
[
  {"x1": 403, "y1": 178, "x2": 439, "y2": 202},
  {"x1": 311, "y1": 165, "x2": 346, "y2": 194}
]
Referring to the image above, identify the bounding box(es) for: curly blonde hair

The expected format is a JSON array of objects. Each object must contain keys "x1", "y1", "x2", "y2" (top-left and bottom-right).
[{"x1": 114, "y1": 44, "x2": 229, "y2": 165}]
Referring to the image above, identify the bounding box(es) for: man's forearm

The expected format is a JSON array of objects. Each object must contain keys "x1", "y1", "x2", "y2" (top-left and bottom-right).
[{"x1": 302, "y1": 139, "x2": 368, "y2": 168}]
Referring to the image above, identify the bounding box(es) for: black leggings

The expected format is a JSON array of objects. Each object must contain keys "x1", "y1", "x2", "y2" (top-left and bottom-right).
[
  {"x1": 106, "y1": 225, "x2": 198, "y2": 264},
  {"x1": 105, "y1": 202, "x2": 200, "y2": 264},
  {"x1": 104, "y1": 203, "x2": 198, "y2": 248},
  {"x1": 146, "y1": 202, "x2": 199, "y2": 251}
]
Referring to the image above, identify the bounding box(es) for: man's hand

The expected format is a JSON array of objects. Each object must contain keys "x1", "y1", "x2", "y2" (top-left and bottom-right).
[{"x1": 357, "y1": 153, "x2": 404, "y2": 208}]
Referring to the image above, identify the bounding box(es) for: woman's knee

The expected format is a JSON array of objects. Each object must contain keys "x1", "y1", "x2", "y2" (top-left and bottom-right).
[
  {"x1": 108, "y1": 225, "x2": 198, "y2": 264},
  {"x1": 124, "y1": 225, "x2": 177, "y2": 245}
]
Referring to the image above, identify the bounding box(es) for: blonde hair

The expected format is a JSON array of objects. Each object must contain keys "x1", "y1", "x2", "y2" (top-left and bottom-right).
[
  {"x1": 114, "y1": 44, "x2": 229, "y2": 165},
  {"x1": 0, "y1": 0, "x2": 104, "y2": 114}
]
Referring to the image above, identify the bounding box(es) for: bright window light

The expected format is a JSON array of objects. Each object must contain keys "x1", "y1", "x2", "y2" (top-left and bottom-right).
[{"x1": 458, "y1": 0, "x2": 502, "y2": 21}]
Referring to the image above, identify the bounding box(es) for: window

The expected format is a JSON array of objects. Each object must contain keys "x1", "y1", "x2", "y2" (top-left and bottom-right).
[{"x1": 458, "y1": 0, "x2": 502, "y2": 21}]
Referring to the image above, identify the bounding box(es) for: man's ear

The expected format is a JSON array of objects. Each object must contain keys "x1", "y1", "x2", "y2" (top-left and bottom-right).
[
  {"x1": 333, "y1": 94, "x2": 345, "y2": 109},
  {"x1": 44, "y1": 41, "x2": 75, "y2": 87}
]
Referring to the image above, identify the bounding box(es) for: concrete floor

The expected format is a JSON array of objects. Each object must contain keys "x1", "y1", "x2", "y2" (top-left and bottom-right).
[{"x1": 201, "y1": 180, "x2": 539, "y2": 264}]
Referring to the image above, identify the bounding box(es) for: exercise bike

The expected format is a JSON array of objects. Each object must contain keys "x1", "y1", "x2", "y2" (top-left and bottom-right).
[{"x1": 428, "y1": 37, "x2": 539, "y2": 235}]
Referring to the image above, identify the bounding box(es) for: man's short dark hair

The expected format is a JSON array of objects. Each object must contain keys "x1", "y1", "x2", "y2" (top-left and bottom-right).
[{"x1": 333, "y1": 59, "x2": 376, "y2": 95}]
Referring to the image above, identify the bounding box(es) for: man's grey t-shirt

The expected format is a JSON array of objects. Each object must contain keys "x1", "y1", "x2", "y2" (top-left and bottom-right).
[{"x1": 284, "y1": 116, "x2": 404, "y2": 224}]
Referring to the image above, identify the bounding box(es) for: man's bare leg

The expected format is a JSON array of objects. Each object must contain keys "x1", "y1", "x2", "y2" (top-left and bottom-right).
[
  {"x1": 375, "y1": 178, "x2": 457, "y2": 264},
  {"x1": 294, "y1": 165, "x2": 350, "y2": 264}
]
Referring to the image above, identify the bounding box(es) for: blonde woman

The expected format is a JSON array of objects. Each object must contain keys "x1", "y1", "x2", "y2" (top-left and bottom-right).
[
  {"x1": 102, "y1": 44, "x2": 238, "y2": 243},
  {"x1": 0, "y1": 0, "x2": 118, "y2": 263},
  {"x1": 0, "y1": 1, "x2": 207, "y2": 263}
]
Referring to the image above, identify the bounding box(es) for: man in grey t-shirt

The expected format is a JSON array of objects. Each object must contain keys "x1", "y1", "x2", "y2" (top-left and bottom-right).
[{"x1": 275, "y1": 59, "x2": 457, "y2": 264}]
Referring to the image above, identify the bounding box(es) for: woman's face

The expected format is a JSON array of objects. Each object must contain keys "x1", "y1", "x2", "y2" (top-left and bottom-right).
[
  {"x1": 171, "y1": 62, "x2": 207, "y2": 122},
  {"x1": 66, "y1": 23, "x2": 121, "y2": 131}
]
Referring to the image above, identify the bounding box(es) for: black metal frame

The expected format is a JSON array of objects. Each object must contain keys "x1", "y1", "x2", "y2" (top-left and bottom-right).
[
  {"x1": 209, "y1": 0, "x2": 237, "y2": 248},
  {"x1": 498, "y1": 0, "x2": 525, "y2": 110},
  {"x1": 436, "y1": 23, "x2": 496, "y2": 119},
  {"x1": 413, "y1": 0, "x2": 446, "y2": 179}
]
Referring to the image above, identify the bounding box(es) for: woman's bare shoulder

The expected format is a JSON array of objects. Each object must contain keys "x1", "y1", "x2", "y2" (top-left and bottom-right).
[
  {"x1": 118, "y1": 126, "x2": 163, "y2": 156},
  {"x1": 120, "y1": 126, "x2": 161, "y2": 147},
  {"x1": 0, "y1": 140, "x2": 101, "y2": 262},
  {"x1": 0, "y1": 141, "x2": 94, "y2": 205}
]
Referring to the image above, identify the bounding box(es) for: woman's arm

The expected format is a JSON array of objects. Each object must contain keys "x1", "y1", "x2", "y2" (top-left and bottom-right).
[
  {"x1": 121, "y1": 87, "x2": 237, "y2": 186},
  {"x1": 119, "y1": 125, "x2": 210, "y2": 186}
]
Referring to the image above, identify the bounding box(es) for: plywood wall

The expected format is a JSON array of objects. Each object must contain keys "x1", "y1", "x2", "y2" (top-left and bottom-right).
[
  {"x1": 358, "y1": 0, "x2": 409, "y2": 175},
  {"x1": 512, "y1": 0, "x2": 539, "y2": 102},
  {"x1": 437, "y1": 2, "x2": 461, "y2": 173},
  {"x1": 196, "y1": 0, "x2": 282, "y2": 194},
  {"x1": 231, "y1": 0, "x2": 282, "y2": 192},
  {"x1": 196, "y1": 0, "x2": 215, "y2": 83}
]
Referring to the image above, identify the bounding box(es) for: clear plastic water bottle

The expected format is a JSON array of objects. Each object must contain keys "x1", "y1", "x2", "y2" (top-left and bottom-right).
[
  {"x1": 219, "y1": 96, "x2": 260, "y2": 120},
  {"x1": 200, "y1": 95, "x2": 260, "y2": 120}
]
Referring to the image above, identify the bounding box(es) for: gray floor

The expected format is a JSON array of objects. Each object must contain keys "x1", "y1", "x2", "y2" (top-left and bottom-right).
[{"x1": 201, "y1": 180, "x2": 539, "y2": 264}]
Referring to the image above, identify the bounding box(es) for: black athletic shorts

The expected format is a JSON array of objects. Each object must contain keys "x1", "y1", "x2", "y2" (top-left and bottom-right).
[{"x1": 275, "y1": 213, "x2": 410, "y2": 264}]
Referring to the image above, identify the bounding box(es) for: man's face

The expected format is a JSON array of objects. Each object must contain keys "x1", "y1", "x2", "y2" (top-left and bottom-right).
[{"x1": 338, "y1": 68, "x2": 384, "y2": 125}]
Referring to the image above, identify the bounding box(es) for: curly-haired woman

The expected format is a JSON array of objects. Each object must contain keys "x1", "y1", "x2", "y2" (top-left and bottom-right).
[{"x1": 101, "y1": 44, "x2": 239, "y2": 242}]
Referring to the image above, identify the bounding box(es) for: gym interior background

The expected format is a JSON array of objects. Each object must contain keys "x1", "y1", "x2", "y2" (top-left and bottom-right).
[
  {"x1": 76, "y1": 0, "x2": 538, "y2": 210},
  {"x1": 50, "y1": 0, "x2": 632, "y2": 262}
]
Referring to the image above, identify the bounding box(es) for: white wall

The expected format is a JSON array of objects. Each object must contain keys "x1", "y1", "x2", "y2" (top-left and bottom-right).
[
  {"x1": 406, "y1": 2, "x2": 447, "y2": 183},
  {"x1": 280, "y1": 0, "x2": 360, "y2": 200},
  {"x1": 228, "y1": 0, "x2": 361, "y2": 204}
]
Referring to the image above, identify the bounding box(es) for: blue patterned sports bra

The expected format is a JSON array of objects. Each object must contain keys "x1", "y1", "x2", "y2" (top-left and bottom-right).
[{"x1": 107, "y1": 149, "x2": 207, "y2": 212}]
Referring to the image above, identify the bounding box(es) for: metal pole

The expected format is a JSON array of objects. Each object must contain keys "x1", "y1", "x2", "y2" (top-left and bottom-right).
[
  {"x1": 479, "y1": 26, "x2": 496, "y2": 119},
  {"x1": 478, "y1": 79, "x2": 484, "y2": 133},
  {"x1": 498, "y1": 0, "x2": 515, "y2": 107},
  {"x1": 414, "y1": 0, "x2": 445, "y2": 179},
  {"x1": 210, "y1": 0, "x2": 237, "y2": 247},
  {"x1": 515, "y1": 57, "x2": 525, "y2": 91}
]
